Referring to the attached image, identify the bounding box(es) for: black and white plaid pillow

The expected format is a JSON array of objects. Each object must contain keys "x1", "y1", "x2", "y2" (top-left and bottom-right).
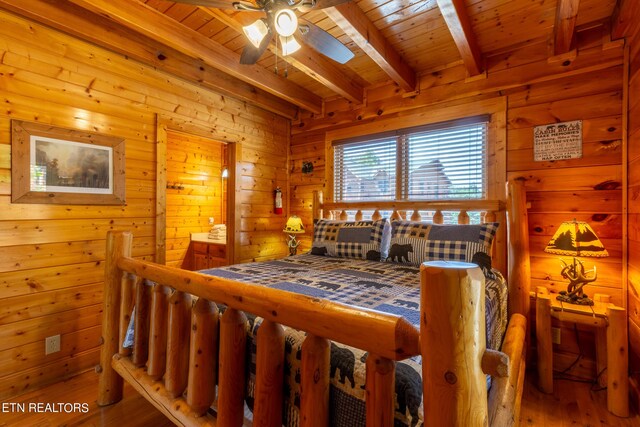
[
  {"x1": 388, "y1": 221, "x2": 499, "y2": 267},
  {"x1": 311, "y1": 219, "x2": 390, "y2": 261}
]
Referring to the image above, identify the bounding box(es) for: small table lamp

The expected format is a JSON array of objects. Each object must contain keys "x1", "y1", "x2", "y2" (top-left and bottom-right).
[
  {"x1": 283, "y1": 215, "x2": 305, "y2": 256},
  {"x1": 544, "y1": 219, "x2": 608, "y2": 305}
]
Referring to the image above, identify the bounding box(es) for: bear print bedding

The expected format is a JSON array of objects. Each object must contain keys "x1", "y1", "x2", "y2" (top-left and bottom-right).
[{"x1": 200, "y1": 253, "x2": 508, "y2": 427}]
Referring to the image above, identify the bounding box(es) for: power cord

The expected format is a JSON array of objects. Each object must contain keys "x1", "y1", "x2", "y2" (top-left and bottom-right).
[
  {"x1": 554, "y1": 323, "x2": 582, "y2": 376},
  {"x1": 551, "y1": 323, "x2": 606, "y2": 392}
]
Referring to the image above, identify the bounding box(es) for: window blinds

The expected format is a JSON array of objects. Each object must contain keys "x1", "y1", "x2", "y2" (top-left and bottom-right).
[
  {"x1": 333, "y1": 136, "x2": 397, "y2": 201},
  {"x1": 333, "y1": 117, "x2": 488, "y2": 202}
]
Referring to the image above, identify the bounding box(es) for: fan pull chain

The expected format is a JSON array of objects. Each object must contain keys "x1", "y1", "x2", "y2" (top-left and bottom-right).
[
  {"x1": 274, "y1": 34, "x2": 279, "y2": 76},
  {"x1": 284, "y1": 54, "x2": 289, "y2": 78}
]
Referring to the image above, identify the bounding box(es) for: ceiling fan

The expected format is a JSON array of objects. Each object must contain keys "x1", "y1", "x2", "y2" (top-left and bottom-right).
[{"x1": 173, "y1": 0, "x2": 354, "y2": 65}]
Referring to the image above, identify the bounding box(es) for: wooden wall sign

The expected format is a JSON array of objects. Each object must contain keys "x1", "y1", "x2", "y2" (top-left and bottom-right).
[
  {"x1": 11, "y1": 120, "x2": 126, "y2": 205},
  {"x1": 533, "y1": 120, "x2": 582, "y2": 162}
]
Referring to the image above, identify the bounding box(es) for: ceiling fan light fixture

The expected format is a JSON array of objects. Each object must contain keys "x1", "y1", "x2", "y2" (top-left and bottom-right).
[
  {"x1": 279, "y1": 35, "x2": 301, "y2": 56},
  {"x1": 274, "y1": 9, "x2": 298, "y2": 37},
  {"x1": 243, "y1": 19, "x2": 269, "y2": 48}
]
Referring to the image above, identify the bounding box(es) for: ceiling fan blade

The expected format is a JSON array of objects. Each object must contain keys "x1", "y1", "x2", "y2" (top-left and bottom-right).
[
  {"x1": 240, "y1": 32, "x2": 273, "y2": 65},
  {"x1": 232, "y1": 1, "x2": 264, "y2": 11},
  {"x1": 298, "y1": 21, "x2": 354, "y2": 64},
  {"x1": 171, "y1": 0, "x2": 238, "y2": 9},
  {"x1": 297, "y1": 0, "x2": 351, "y2": 13}
]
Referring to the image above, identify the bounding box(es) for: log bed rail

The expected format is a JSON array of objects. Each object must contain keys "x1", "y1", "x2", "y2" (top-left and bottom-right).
[{"x1": 97, "y1": 179, "x2": 531, "y2": 427}]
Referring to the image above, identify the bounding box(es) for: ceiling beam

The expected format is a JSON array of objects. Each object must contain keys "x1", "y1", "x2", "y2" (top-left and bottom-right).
[
  {"x1": 0, "y1": 0, "x2": 299, "y2": 118},
  {"x1": 66, "y1": 0, "x2": 322, "y2": 113},
  {"x1": 435, "y1": 0, "x2": 483, "y2": 76},
  {"x1": 611, "y1": 0, "x2": 640, "y2": 41},
  {"x1": 324, "y1": 3, "x2": 416, "y2": 92},
  {"x1": 203, "y1": 8, "x2": 363, "y2": 104},
  {"x1": 553, "y1": 0, "x2": 580, "y2": 55}
]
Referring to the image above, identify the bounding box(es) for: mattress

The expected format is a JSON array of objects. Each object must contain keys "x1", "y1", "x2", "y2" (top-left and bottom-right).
[{"x1": 200, "y1": 253, "x2": 508, "y2": 427}]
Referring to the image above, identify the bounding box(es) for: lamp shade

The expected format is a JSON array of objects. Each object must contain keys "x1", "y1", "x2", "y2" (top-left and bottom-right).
[
  {"x1": 243, "y1": 19, "x2": 269, "y2": 48},
  {"x1": 279, "y1": 35, "x2": 301, "y2": 56},
  {"x1": 283, "y1": 215, "x2": 305, "y2": 234},
  {"x1": 544, "y1": 219, "x2": 608, "y2": 258}
]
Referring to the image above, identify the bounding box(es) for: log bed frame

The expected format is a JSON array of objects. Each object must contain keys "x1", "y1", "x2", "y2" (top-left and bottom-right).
[{"x1": 97, "y1": 179, "x2": 531, "y2": 426}]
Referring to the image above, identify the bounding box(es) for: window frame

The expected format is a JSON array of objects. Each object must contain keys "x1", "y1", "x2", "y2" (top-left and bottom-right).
[
  {"x1": 325, "y1": 98, "x2": 507, "y2": 204},
  {"x1": 333, "y1": 116, "x2": 490, "y2": 202}
]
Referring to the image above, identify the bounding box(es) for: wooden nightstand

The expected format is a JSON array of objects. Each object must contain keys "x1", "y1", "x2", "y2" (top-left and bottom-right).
[{"x1": 535, "y1": 287, "x2": 629, "y2": 417}]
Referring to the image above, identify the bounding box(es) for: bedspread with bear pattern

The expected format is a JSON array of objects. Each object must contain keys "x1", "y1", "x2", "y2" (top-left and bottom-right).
[{"x1": 199, "y1": 253, "x2": 508, "y2": 427}]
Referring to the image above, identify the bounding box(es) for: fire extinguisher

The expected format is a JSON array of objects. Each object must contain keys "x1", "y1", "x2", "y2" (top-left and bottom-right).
[{"x1": 274, "y1": 187, "x2": 283, "y2": 215}]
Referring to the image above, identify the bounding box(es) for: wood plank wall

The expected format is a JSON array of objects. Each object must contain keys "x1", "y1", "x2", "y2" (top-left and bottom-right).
[
  {"x1": 628, "y1": 21, "x2": 640, "y2": 399},
  {"x1": 0, "y1": 9, "x2": 288, "y2": 400},
  {"x1": 508, "y1": 68, "x2": 623, "y2": 374},
  {"x1": 165, "y1": 131, "x2": 224, "y2": 268},
  {"x1": 291, "y1": 29, "x2": 623, "y2": 378}
]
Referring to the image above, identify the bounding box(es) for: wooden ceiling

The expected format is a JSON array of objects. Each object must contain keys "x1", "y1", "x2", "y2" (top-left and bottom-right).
[{"x1": 0, "y1": 0, "x2": 631, "y2": 118}]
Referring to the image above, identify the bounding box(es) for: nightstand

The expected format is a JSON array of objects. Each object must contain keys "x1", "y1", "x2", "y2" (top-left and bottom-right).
[{"x1": 535, "y1": 286, "x2": 629, "y2": 417}]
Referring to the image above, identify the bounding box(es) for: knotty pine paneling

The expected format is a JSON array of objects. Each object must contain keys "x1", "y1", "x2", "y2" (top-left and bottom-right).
[
  {"x1": 165, "y1": 131, "x2": 224, "y2": 268},
  {"x1": 628, "y1": 24, "x2": 640, "y2": 394},
  {"x1": 507, "y1": 64, "x2": 623, "y2": 372},
  {"x1": 290, "y1": 33, "x2": 624, "y2": 380},
  {"x1": 0, "y1": 9, "x2": 288, "y2": 399}
]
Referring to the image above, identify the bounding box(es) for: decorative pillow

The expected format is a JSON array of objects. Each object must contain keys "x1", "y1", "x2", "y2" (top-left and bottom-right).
[
  {"x1": 311, "y1": 218, "x2": 391, "y2": 261},
  {"x1": 388, "y1": 221, "x2": 499, "y2": 267}
]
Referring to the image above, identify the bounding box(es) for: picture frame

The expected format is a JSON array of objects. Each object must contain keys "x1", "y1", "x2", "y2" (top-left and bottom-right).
[{"x1": 11, "y1": 120, "x2": 125, "y2": 205}]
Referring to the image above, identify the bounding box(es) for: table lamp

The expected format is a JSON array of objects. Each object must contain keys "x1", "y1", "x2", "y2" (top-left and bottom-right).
[
  {"x1": 283, "y1": 215, "x2": 305, "y2": 256},
  {"x1": 544, "y1": 219, "x2": 608, "y2": 305}
]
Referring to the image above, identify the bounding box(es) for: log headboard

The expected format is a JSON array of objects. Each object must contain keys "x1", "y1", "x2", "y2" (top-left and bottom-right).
[{"x1": 311, "y1": 178, "x2": 531, "y2": 319}]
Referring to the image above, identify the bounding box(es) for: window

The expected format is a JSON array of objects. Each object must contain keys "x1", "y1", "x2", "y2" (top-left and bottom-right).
[{"x1": 333, "y1": 116, "x2": 488, "y2": 202}]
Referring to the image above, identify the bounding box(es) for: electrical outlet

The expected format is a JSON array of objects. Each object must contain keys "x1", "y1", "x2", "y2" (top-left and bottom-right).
[
  {"x1": 551, "y1": 327, "x2": 561, "y2": 345},
  {"x1": 45, "y1": 335, "x2": 60, "y2": 355}
]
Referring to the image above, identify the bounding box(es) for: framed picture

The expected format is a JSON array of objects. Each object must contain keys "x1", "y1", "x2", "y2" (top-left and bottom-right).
[{"x1": 11, "y1": 120, "x2": 125, "y2": 205}]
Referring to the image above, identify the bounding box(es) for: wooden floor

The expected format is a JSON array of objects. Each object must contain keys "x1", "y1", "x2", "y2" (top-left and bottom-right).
[
  {"x1": 519, "y1": 372, "x2": 640, "y2": 426},
  {"x1": 0, "y1": 370, "x2": 173, "y2": 427},
  {"x1": 1, "y1": 369, "x2": 638, "y2": 426}
]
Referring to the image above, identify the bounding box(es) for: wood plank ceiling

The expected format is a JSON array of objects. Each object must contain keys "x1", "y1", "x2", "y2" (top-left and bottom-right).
[{"x1": 0, "y1": 0, "x2": 620, "y2": 117}]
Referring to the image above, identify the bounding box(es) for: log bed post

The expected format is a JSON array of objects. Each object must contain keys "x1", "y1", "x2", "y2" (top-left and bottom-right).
[
  {"x1": 607, "y1": 306, "x2": 629, "y2": 417},
  {"x1": 421, "y1": 261, "x2": 488, "y2": 427},
  {"x1": 506, "y1": 178, "x2": 531, "y2": 318},
  {"x1": 98, "y1": 230, "x2": 132, "y2": 406}
]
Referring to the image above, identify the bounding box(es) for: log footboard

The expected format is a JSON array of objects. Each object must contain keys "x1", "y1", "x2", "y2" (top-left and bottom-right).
[{"x1": 97, "y1": 239, "x2": 527, "y2": 427}]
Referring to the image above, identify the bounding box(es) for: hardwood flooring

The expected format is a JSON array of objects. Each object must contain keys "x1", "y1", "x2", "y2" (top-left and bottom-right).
[
  {"x1": 1, "y1": 369, "x2": 638, "y2": 426},
  {"x1": 0, "y1": 370, "x2": 172, "y2": 427},
  {"x1": 519, "y1": 372, "x2": 640, "y2": 426}
]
